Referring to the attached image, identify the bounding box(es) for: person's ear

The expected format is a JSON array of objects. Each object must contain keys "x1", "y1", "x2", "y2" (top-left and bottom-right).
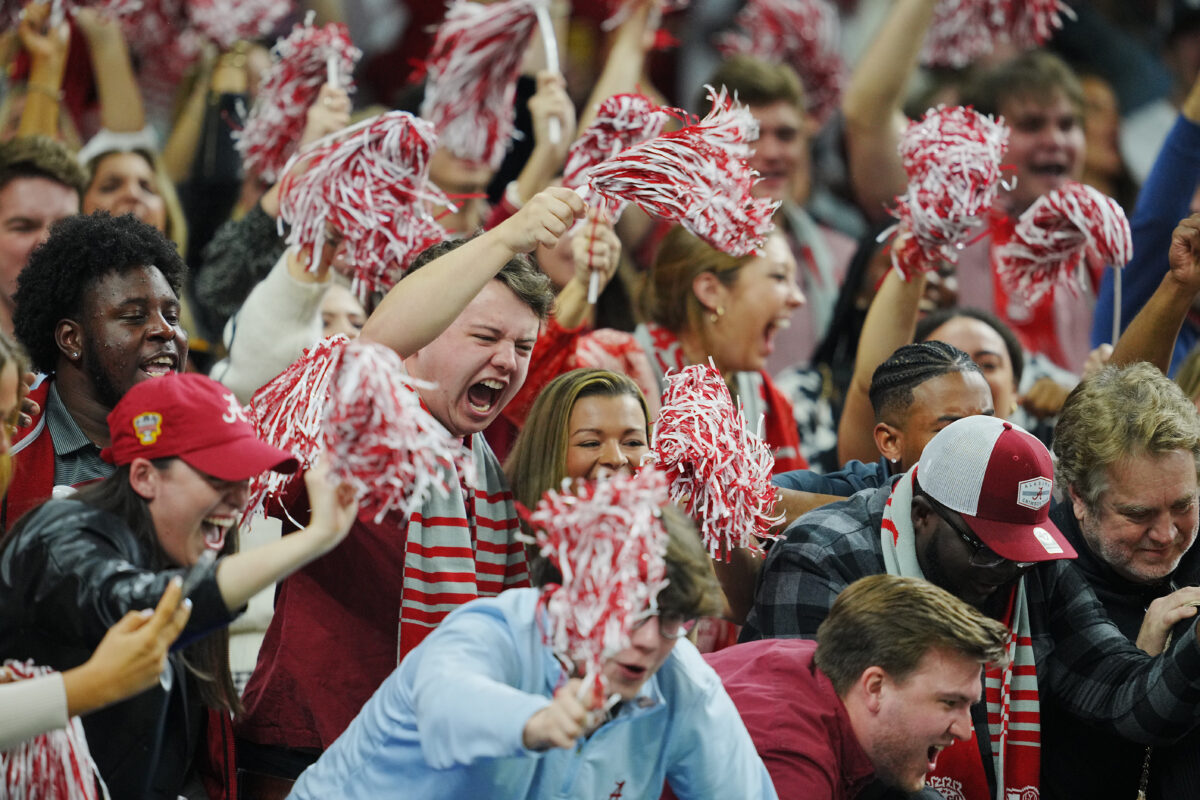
[
  {"x1": 1068, "y1": 484, "x2": 1089, "y2": 524},
  {"x1": 54, "y1": 319, "x2": 83, "y2": 365},
  {"x1": 128, "y1": 458, "x2": 159, "y2": 501},
  {"x1": 910, "y1": 493, "x2": 938, "y2": 535},
  {"x1": 874, "y1": 422, "x2": 903, "y2": 465},
  {"x1": 858, "y1": 665, "x2": 887, "y2": 713},
  {"x1": 691, "y1": 271, "x2": 728, "y2": 319}
]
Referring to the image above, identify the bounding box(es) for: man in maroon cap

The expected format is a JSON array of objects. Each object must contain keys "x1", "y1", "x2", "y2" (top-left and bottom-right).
[{"x1": 744, "y1": 415, "x2": 1200, "y2": 800}]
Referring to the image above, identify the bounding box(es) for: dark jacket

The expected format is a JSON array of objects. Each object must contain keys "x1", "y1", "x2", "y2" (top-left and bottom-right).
[
  {"x1": 1041, "y1": 502, "x2": 1200, "y2": 800},
  {"x1": 0, "y1": 499, "x2": 235, "y2": 799}
]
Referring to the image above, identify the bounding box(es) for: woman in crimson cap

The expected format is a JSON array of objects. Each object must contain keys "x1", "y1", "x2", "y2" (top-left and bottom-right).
[{"x1": 0, "y1": 372, "x2": 359, "y2": 799}]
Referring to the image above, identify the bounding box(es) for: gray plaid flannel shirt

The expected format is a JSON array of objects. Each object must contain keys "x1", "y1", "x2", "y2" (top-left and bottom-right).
[{"x1": 742, "y1": 485, "x2": 1200, "y2": 747}]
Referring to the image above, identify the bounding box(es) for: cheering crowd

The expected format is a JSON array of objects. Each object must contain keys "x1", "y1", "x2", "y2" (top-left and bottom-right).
[{"x1": 4, "y1": 0, "x2": 1200, "y2": 798}]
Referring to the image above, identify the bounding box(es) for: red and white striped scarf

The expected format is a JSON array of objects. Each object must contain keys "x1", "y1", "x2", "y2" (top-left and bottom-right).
[
  {"x1": 880, "y1": 467, "x2": 1041, "y2": 800},
  {"x1": 398, "y1": 433, "x2": 529, "y2": 659}
]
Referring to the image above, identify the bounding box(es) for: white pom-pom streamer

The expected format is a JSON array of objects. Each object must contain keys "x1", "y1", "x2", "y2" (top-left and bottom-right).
[
  {"x1": 716, "y1": 0, "x2": 845, "y2": 126},
  {"x1": 0, "y1": 661, "x2": 104, "y2": 800},
  {"x1": 419, "y1": 0, "x2": 545, "y2": 168},
  {"x1": 921, "y1": 0, "x2": 1074, "y2": 69},
  {"x1": 244, "y1": 338, "x2": 471, "y2": 525},
  {"x1": 581, "y1": 85, "x2": 779, "y2": 257},
  {"x1": 236, "y1": 18, "x2": 362, "y2": 184},
  {"x1": 648, "y1": 362, "x2": 781, "y2": 562},
  {"x1": 994, "y1": 180, "x2": 1131, "y2": 307},
  {"x1": 525, "y1": 468, "x2": 670, "y2": 706},
  {"x1": 277, "y1": 111, "x2": 450, "y2": 301},
  {"x1": 885, "y1": 105, "x2": 1010, "y2": 279}
]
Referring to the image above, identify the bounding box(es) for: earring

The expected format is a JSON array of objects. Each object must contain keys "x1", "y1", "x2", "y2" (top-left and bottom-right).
[{"x1": 709, "y1": 306, "x2": 725, "y2": 324}]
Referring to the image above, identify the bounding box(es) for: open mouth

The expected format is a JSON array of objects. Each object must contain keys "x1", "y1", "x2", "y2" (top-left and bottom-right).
[
  {"x1": 1029, "y1": 163, "x2": 1068, "y2": 178},
  {"x1": 202, "y1": 515, "x2": 235, "y2": 551},
  {"x1": 614, "y1": 661, "x2": 647, "y2": 682},
  {"x1": 141, "y1": 353, "x2": 177, "y2": 377},
  {"x1": 763, "y1": 317, "x2": 790, "y2": 352},
  {"x1": 466, "y1": 379, "x2": 504, "y2": 414},
  {"x1": 926, "y1": 745, "x2": 943, "y2": 772}
]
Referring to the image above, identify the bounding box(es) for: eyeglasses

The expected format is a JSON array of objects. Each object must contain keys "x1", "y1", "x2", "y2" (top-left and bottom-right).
[
  {"x1": 935, "y1": 505, "x2": 1035, "y2": 570},
  {"x1": 631, "y1": 610, "x2": 698, "y2": 640}
]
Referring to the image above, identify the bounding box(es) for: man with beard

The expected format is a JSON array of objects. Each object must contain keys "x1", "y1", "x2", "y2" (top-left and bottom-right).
[
  {"x1": 5, "y1": 212, "x2": 187, "y2": 528},
  {"x1": 1042, "y1": 362, "x2": 1200, "y2": 799},
  {"x1": 746, "y1": 414, "x2": 1200, "y2": 800},
  {"x1": 236, "y1": 187, "x2": 585, "y2": 793},
  {"x1": 708, "y1": 575, "x2": 1008, "y2": 800}
]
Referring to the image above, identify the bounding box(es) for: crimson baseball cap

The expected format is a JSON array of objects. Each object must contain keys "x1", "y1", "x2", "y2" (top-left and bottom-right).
[
  {"x1": 917, "y1": 416, "x2": 1076, "y2": 564},
  {"x1": 101, "y1": 373, "x2": 298, "y2": 481}
]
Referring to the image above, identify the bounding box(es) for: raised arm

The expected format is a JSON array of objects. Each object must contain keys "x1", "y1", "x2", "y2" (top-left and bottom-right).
[
  {"x1": 841, "y1": 0, "x2": 937, "y2": 222},
  {"x1": 576, "y1": 0, "x2": 658, "y2": 134},
  {"x1": 837, "y1": 262, "x2": 927, "y2": 465},
  {"x1": 16, "y1": 2, "x2": 70, "y2": 139},
  {"x1": 513, "y1": 71, "x2": 577, "y2": 206},
  {"x1": 1109, "y1": 213, "x2": 1200, "y2": 372},
  {"x1": 361, "y1": 186, "x2": 585, "y2": 357},
  {"x1": 74, "y1": 8, "x2": 144, "y2": 133},
  {"x1": 213, "y1": 458, "x2": 357, "y2": 611}
]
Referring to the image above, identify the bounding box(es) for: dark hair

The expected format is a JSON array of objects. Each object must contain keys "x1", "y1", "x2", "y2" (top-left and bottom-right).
[
  {"x1": 19, "y1": 462, "x2": 241, "y2": 713},
  {"x1": 868, "y1": 341, "x2": 980, "y2": 424},
  {"x1": 0, "y1": 135, "x2": 87, "y2": 196},
  {"x1": 13, "y1": 213, "x2": 187, "y2": 375},
  {"x1": 915, "y1": 306, "x2": 1026, "y2": 384},
  {"x1": 408, "y1": 236, "x2": 554, "y2": 320}
]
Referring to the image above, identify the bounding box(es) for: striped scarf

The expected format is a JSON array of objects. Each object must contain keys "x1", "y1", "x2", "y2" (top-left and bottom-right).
[
  {"x1": 398, "y1": 433, "x2": 529, "y2": 659},
  {"x1": 880, "y1": 467, "x2": 1041, "y2": 800}
]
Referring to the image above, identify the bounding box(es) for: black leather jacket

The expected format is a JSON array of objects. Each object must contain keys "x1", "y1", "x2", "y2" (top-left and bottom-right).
[{"x1": 0, "y1": 499, "x2": 233, "y2": 799}]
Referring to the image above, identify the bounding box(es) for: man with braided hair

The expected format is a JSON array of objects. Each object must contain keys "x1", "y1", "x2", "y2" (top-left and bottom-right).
[{"x1": 772, "y1": 341, "x2": 993, "y2": 498}]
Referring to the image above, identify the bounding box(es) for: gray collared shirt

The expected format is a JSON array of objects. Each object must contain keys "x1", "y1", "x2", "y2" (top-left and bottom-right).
[{"x1": 45, "y1": 382, "x2": 113, "y2": 487}]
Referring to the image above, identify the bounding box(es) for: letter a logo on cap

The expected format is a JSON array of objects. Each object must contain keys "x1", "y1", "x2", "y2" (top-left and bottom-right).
[
  {"x1": 133, "y1": 412, "x2": 163, "y2": 445},
  {"x1": 1016, "y1": 477, "x2": 1052, "y2": 510}
]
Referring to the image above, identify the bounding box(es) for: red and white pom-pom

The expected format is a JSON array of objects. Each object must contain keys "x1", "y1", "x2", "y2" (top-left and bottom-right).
[
  {"x1": 419, "y1": 0, "x2": 544, "y2": 168},
  {"x1": 582, "y1": 85, "x2": 779, "y2": 257},
  {"x1": 526, "y1": 468, "x2": 670, "y2": 705},
  {"x1": 921, "y1": 0, "x2": 1072, "y2": 69},
  {"x1": 244, "y1": 338, "x2": 470, "y2": 524},
  {"x1": 716, "y1": 0, "x2": 845, "y2": 127},
  {"x1": 648, "y1": 363, "x2": 780, "y2": 562},
  {"x1": 237, "y1": 18, "x2": 362, "y2": 183},
  {"x1": 186, "y1": 0, "x2": 293, "y2": 50},
  {"x1": 243, "y1": 336, "x2": 351, "y2": 523},
  {"x1": 0, "y1": 661, "x2": 101, "y2": 800},
  {"x1": 886, "y1": 105, "x2": 1009, "y2": 279},
  {"x1": 995, "y1": 181, "x2": 1131, "y2": 306},
  {"x1": 278, "y1": 111, "x2": 450, "y2": 300},
  {"x1": 323, "y1": 340, "x2": 474, "y2": 523},
  {"x1": 562, "y1": 93, "x2": 671, "y2": 222}
]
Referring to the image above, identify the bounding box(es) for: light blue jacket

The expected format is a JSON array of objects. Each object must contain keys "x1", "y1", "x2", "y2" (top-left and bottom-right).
[{"x1": 288, "y1": 588, "x2": 777, "y2": 799}]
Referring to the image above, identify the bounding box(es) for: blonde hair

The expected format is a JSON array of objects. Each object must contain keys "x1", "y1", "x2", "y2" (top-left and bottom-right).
[
  {"x1": 85, "y1": 149, "x2": 188, "y2": 256},
  {"x1": 642, "y1": 225, "x2": 750, "y2": 338},
  {"x1": 1054, "y1": 362, "x2": 1200, "y2": 513},
  {"x1": 815, "y1": 575, "x2": 1009, "y2": 695},
  {"x1": 0, "y1": 333, "x2": 30, "y2": 497}
]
